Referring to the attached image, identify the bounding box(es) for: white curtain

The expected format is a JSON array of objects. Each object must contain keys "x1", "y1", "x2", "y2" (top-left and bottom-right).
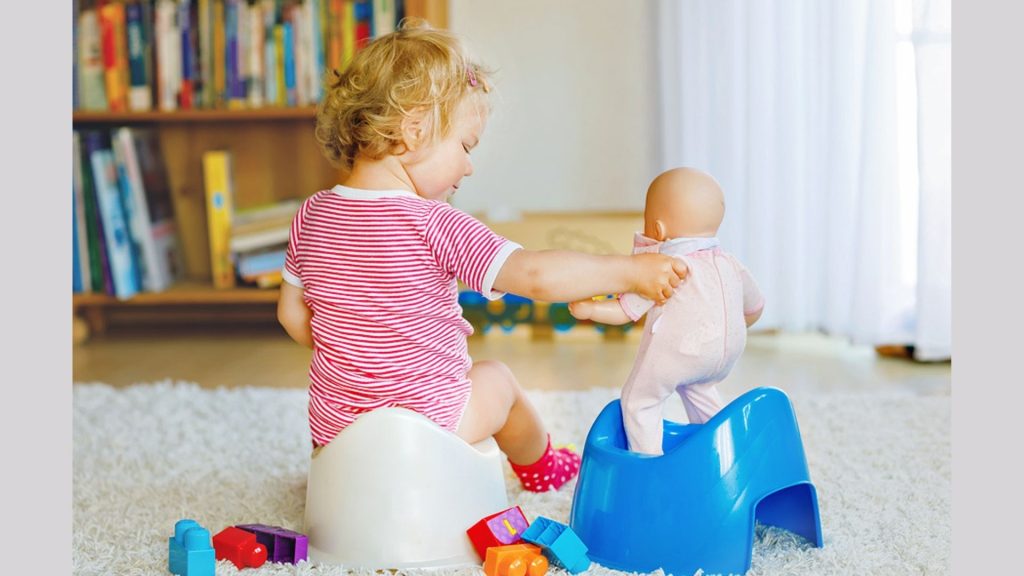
[
  {"x1": 910, "y1": 0, "x2": 951, "y2": 361},
  {"x1": 656, "y1": 0, "x2": 950, "y2": 360}
]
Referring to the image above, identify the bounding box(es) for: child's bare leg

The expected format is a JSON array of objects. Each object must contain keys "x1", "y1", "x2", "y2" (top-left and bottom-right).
[
  {"x1": 457, "y1": 360, "x2": 582, "y2": 492},
  {"x1": 456, "y1": 360, "x2": 546, "y2": 464}
]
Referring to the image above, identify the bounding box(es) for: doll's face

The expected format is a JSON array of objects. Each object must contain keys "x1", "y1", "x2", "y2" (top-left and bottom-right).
[{"x1": 643, "y1": 168, "x2": 725, "y2": 240}]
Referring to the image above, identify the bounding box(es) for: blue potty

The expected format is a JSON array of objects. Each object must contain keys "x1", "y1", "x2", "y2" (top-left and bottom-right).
[{"x1": 569, "y1": 387, "x2": 822, "y2": 575}]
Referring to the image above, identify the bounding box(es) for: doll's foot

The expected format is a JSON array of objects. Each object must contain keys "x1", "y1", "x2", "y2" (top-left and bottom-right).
[{"x1": 510, "y1": 436, "x2": 581, "y2": 492}]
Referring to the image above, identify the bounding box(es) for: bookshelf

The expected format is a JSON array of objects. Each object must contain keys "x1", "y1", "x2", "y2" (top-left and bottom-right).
[{"x1": 73, "y1": 1, "x2": 449, "y2": 338}]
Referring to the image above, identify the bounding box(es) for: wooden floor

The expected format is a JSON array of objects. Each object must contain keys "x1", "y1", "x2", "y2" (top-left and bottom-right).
[{"x1": 72, "y1": 322, "x2": 951, "y2": 401}]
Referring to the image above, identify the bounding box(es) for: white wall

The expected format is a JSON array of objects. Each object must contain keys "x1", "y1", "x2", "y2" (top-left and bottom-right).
[{"x1": 447, "y1": 1, "x2": 659, "y2": 217}]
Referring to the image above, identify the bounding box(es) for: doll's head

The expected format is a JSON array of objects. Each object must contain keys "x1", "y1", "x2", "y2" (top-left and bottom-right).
[
  {"x1": 643, "y1": 167, "x2": 725, "y2": 241},
  {"x1": 315, "y1": 20, "x2": 493, "y2": 172}
]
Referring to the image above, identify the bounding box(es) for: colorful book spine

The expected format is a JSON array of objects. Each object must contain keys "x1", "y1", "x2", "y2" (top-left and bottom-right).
[
  {"x1": 178, "y1": 0, "x2": 195, "y2": 109},
  {"x1": 283, "y1": 20, "x2": 297, "y2": 107},
  {"x1": 77, "y1": 8, "x2": 108, "y2": 110},
  {"x1": 263, "y1": 1, "x2": 279, "y2": 106},
  {"x1": 248, "y1": 1, "x2": 265, "y2": 107},
  {"x1": 125, "y1": 1, "x2": 153, "y2": 111},
  {"x1": 155, "y1": 0, "x2": 180, "y2": 111},
  {"x1": 274, "y1": 23, "x2": 287, "y2": 106},
  {"x1": 310, "y1": 0, "x2": 325, "y2": 102},
  {"x1": 114, "y1": 127, "x2": 176, "y2": 293},
  {"x1": 198, "y1": 0, "x2": 214, "y2": 108},
  {"x1": 202, "y1": 151, "x2": 236, "y2": 289},
  {"x1": 91, "y1": 148, "x2": 142, "y2": 300},
  {"x1": 213, "y1": 0, "x2": 226, "y2": 106},
  {"x1": 80, "y1": 131, "x2": 115, "y2": 295},
  {"x1": 341, "y1": 0, "x2": 356, "y2": 68},
  {"x1": 72, "y1": 132, "x2": 94, "y2": 293},
  {"x1": 73, "y1": 187, "x2": 83, "y2": 293},
  {"x1": 99, "y1": 2, "x2": 128, "y2": 112}
]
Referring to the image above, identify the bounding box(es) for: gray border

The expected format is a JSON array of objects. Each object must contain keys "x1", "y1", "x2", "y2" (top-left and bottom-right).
[{"x1": 954, "y1": 0, "x2": 1023, "y2": 571}]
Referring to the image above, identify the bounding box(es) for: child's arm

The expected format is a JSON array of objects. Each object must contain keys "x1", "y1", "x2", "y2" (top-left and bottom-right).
[
  {"x1": 568, "y1": 299, "x2": 633, "y2": 325},
  {"x1": 493, "y1": 250, "x2": 687, "y2": 304},
  {"x1": 277, "y1": 282, "x2": 314, "y2": 349}
]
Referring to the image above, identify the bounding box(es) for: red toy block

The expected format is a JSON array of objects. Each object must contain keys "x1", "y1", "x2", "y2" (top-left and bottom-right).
[
  {"x1": 484, "y1": 543, "x2": 549, "y2": 576},
  {"x1": 467, "y1": 506, "x2": 531, "y2": 560},
  {"x1": 213, "y1": 526, "x2": 267, "y2": 569}
]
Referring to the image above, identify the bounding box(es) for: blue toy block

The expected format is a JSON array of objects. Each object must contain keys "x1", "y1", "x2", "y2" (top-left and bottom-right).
[
  {"x1": 521, "y1": 516, "x2": 590, "y2": 574},
  {"x1": 569, "y1": 387, "x2": 823, "y2": 575},
  {"x1": 168, "y1": 519, "x2": 215, "y2": 576}
]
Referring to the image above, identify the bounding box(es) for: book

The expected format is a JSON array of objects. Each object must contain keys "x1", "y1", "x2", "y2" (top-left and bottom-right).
[
  {"x1": 155, "y1": 0, "x2": 180, "y2": 111},
  {"x1": 77, "y1": 7, "x2": 108, "y2": 110},
  {"x1": 372, "y1": 0, "x2": 396, "y2": 38},
  {"x1": 90, "y1": 148, "x2": 142, "y2": 300},
  {"x1": 236, "y1": 246, "x2": 287, "y2": 279},
  {"x1": 282, "y1": 19, "x2": 297, "y2": 106},
  {"x1": 99, "y1": 2, "x2": 129, "y2": 112},
  {"x1": 202, "y1": 150, "x2": 236, "y2": 289},
  {"x1": 125, "y1": 1, "x2": 153, "y2": 111},
  {"x1": 230, "y1": 199, "x2": 298, "y2": 253},
  {"x1": 179, "y1": 0, "x2": 195, "y2": 109},
  {"x1": 247, "y1": 0, "x2": 265, "y2": 107},
  {"x1": 73, "y1": 186, "x2": 83, "y2": 293},
  {"x1": 198, "y1": 0, "x2": 214, "y2": 108},
  {"x1": 73, "y1": 133, "x2": 93, "y2": 293},
  {"x1": 113, "y1": 127, "x2": 181, "y2": 293},
  {"x1": 79, "y1": 130, "x2": 116, "y2": 295}
]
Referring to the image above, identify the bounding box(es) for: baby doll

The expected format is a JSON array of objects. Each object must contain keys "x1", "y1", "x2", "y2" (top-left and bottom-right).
[{"x1": 569, "y1": 168, "x2": 764, "y2": 455}]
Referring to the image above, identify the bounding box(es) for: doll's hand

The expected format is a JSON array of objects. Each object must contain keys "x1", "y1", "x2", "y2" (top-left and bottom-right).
[
  {"x1": 568, "y1": 300, "x2": 595, "y2": 320},
  {"x1": 630, "y1": 253, "x2": 688, "y2": 304}
]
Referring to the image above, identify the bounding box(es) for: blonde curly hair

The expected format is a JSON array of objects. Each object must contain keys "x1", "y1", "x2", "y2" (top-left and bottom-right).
[{"x1": 315, "y1": 20, "x2": 493, "y2": 170}]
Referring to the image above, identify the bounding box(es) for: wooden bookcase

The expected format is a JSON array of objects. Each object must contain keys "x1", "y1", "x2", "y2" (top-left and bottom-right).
[{"x1": 73, "y1": 1, "x2": 448, "y2": 338}]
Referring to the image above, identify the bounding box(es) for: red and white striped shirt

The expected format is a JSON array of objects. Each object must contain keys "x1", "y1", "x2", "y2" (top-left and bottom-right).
[{"x1": 283, "y1": 185, "x2": 521, "y2": 446}]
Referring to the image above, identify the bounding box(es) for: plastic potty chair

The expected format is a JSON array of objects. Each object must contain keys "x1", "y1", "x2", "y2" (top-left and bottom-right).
[
  {"x1": 304, "y1": 407, "x2": 509, "y2": 569},
  {"x1": 569, "y1": 387, "x2": 823, "y2": 575}
]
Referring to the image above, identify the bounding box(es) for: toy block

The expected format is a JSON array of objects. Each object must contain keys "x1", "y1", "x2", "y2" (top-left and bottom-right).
[
  {"x1": 213, "y1": 526, "x2": 267, "y2": 569},
  {"x1": 235, "y1": 523, "x2": 309, "y2": 564},
  {"x1": 483, "y1": 543, "x2": 548, "y2": 576},
  {"x1": 168, "y1": 519, "x2": 215, "y2": 576},
  {"x1": 521, "y1": 516, "x2": 590, "y2": 574},
  {"x1": 467, "y1": 506, "x2": 531, "y2": 560}
]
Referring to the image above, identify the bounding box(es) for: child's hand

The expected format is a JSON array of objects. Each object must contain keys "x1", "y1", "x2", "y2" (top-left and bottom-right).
[
  {"x1": 630, "y1": 253, "x2": 688, "y2": 304},
  {"x1": 568, "y1": 300, "x2": 595, "y2": 320}
]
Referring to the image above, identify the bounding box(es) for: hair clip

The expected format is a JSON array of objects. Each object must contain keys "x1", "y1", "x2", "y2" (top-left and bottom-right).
[{"x1": 467, "y1": 66, "x2": 478, "y2": 87}]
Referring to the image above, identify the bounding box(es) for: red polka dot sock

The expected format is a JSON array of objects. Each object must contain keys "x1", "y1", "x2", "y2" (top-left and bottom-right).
[{"x1": 509, "y1": 435, "x2": 581, "y2": 492}]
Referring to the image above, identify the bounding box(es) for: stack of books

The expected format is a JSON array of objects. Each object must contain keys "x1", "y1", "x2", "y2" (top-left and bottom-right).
[
  {"x1": 73, "y1": 127, "x2": 183, "y2": 299},
  {"x1": 75, "y1": 0, "x2": 402, "y2": 113},
  {"x1": 201, "y1": 150, "x2": 300, "y2": 289}
]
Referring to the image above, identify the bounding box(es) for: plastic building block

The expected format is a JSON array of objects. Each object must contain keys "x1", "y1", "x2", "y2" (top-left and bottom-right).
[
  {"x1": 520, "y1": 517, "x2": 590, "y2": 574},
  {"x1": 213, "y1": 526, "x2": 267, "y2": 569},
  {"x1": 466, "y1": 506, "x2": 530, "y2": 561},
  {"x1": 483, "y1": 543, "x2": 548, "y2": 576},
  {"x1": 569, "y1": 387, "x2": 823, "y2": 575},
  {"x1": 168, "y1": 519, "x2": 215, "y2": 576},
  {"x1": 235, "y1": 523, "x2": 309, "y2": 564}
]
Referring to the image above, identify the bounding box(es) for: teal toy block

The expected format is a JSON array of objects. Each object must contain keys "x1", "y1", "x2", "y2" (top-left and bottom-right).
[
  {"x1": 168, "y1": 519, "x2": 215, "y2": 576},
  {"x1": 521, "y1": 516, "x2": 590, "y2": 574}
]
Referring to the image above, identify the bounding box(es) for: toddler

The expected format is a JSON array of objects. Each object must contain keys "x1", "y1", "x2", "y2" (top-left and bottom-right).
[
  {"x1": 569, "y1": 168, "x2": 764, "y2": 455},
  {"x1": 277, "y1": 22, "x2": 687, "y2": 491}
]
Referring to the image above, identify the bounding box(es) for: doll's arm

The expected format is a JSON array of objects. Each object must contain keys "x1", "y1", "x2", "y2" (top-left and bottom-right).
[
  {"x1": 568, "y1": 299, "x2": 633, "y2": 325},
  {"x1": 278, "y1": 281, "x2": 314, "y2": 349}
]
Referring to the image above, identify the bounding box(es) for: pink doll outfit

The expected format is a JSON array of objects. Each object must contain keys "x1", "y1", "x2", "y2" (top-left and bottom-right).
[{"x1": 618, "y1": 233, "x2": 764, "y2": 455}]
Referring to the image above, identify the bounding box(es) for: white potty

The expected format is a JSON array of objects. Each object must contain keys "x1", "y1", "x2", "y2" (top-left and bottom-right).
[{"x1": 303, "y1": 407, "x2": 509, "y2": 569}]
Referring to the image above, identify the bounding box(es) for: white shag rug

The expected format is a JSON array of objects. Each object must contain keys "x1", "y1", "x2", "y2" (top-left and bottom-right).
[{"x1": 72, "y1": 382, "x2": 950, "y2": 576}]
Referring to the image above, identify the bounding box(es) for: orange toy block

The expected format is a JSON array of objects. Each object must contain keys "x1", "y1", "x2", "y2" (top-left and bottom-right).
[{"x1": 484, "y1": 543, "x2": 549, "y2": 576}]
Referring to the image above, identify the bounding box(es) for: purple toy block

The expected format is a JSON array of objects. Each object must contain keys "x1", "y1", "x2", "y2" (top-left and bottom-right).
[{"x1": 235, "y1": 523, "x2": 309, "y2": 564}]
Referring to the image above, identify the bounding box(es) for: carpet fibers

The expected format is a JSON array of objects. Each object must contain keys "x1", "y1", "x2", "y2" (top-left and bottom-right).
[{"x1": 73, "y1": 382, "x2": 950, "y2": 575}]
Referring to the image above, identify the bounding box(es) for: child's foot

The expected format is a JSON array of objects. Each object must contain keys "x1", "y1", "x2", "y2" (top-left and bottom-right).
[{"x1": 509, "y1": 435, "x2": 581, "y2": 492}]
